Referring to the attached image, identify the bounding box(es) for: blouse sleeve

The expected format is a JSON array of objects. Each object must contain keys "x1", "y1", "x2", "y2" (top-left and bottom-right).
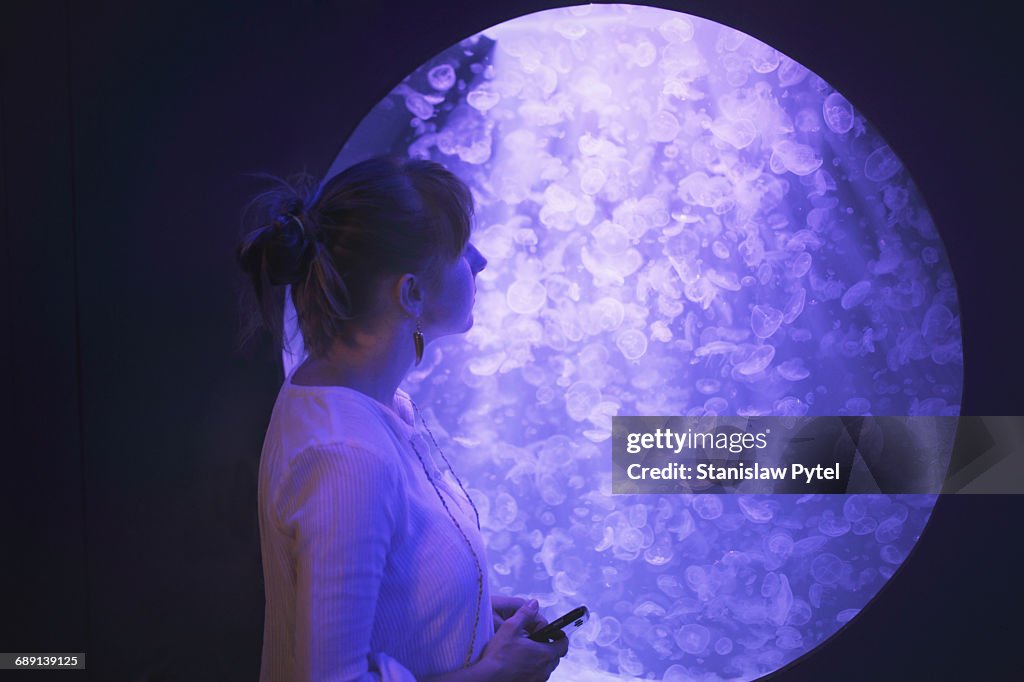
[{"x1": 276, "y1": 442, "x2": 417, "y2": 682}]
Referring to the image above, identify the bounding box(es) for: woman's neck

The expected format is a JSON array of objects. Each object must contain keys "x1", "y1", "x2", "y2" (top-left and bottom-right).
[{"x1": 295, "y1": 323, "x2": 415, "y2": 406}]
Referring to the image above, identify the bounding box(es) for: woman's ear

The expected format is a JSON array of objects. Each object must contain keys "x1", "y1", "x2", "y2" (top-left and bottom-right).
[{"x1": 397, "y1": 273, "x2": 424, "y2": 318}]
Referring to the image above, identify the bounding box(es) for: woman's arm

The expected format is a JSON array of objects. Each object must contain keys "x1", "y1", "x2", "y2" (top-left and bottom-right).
[
  {"x1": 424, "y1": 602, "x2": 568, "y2": 682},
  {"x1": 418, "y1": 658, "x2": 501, "y2": 682},
  {"x1": 278, "y1": 445, "x2": 565, "y2": 682},
  {"x1": 278, "y1": 443, "x2": 413, "y2": 682}
]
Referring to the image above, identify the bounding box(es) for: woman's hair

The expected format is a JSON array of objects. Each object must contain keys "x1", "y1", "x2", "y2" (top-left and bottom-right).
[{"x1": 236, "y1": 155, "x2": 474, "y2": 359}]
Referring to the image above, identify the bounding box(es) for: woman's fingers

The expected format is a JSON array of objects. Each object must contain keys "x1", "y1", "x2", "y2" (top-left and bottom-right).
[
  {"x1": 536, "y1": 633, "x2": 568, "y2": 680},
  {"x1": 492, "y1": 595, "x2": 526, "y2": 619},
  {"x1": 499, "y1": 599, "x2": 539, "y2": 636},
  {"x1": 525, "y1": 615, "x2": 550, "y2": 635},
  {"x1": 550, "y1": 631, "x2": 569, "y2": 658}
]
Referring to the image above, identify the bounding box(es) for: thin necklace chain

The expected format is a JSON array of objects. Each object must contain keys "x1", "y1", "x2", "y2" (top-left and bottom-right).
[
  {"x1": 409, "y1": 397, "x2": 481, "y2": 530},
  {"x1": 406, "y1": 396, "x2": 483, "y2": 669}
]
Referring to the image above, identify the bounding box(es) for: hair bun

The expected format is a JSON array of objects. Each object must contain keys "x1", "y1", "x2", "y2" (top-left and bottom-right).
[{"x1": 265, "y1": 213, "x2": 314, "y2": 286}]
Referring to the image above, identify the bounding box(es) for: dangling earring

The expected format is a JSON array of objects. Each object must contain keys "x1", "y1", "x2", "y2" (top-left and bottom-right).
[{"x1": 413, "y1": 318, "x2": 425, "y2": 366}]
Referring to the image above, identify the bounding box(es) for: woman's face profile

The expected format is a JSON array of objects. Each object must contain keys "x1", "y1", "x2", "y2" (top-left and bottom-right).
[{"x1": 426, "y1": 241, "x2": 487, "y2": 338}]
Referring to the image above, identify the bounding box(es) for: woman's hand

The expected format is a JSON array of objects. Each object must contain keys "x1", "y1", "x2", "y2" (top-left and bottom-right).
[
  {"x1": 476, "y1": 600, "x2": 569, "y2": 682},
  {"x1": 491, "y1": 595, "x2": 549, "y2": 634}
]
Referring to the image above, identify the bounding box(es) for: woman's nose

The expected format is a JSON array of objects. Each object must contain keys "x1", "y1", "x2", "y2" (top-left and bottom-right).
[{"x1": 470, "y1": 244, "x2": 487, "y2": 274}]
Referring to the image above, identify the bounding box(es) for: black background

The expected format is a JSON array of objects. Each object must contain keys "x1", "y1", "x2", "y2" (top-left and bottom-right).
[{"x1": 2, "y1": 0, "x2": 1021, "y2": 679}]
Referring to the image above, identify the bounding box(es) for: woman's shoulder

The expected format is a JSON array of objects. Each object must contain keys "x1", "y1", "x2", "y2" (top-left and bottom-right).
[
  {"x1": 271, "y1": 385, "x2": 407, "y2": 461},
  {"x1": 392, "y1": 387, "x2": 416, "y2": 427}
]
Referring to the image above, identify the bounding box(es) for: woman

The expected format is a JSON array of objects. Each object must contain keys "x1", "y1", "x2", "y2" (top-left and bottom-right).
[{"x1": 237, "y1": 156, "x2": 569, "y2": 681}]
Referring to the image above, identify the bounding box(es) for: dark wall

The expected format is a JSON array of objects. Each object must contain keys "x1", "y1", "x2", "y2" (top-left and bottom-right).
[{"x1": 2, "y1": 1, "x2": 1021, "y2": 679}]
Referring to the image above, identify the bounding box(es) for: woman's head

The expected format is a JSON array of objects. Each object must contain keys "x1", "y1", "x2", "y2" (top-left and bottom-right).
[{"x1": 236, "y1": 155, "x2": 485, "y2": 359}]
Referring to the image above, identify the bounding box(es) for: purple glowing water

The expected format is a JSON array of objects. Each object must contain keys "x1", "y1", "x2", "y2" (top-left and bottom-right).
[{"x1": 288, "y1": 4, "x2": 962, "y2": 680}]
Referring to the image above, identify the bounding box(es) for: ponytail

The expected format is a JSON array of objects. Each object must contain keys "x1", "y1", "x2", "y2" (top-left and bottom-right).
[{"x1": 235, "y1": 156, "x2": 473, "y2": 360}]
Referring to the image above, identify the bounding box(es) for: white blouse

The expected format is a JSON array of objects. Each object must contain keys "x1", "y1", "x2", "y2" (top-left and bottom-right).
[{"x1": 257, "y1": 368, "x2": 493, "y2": 681}]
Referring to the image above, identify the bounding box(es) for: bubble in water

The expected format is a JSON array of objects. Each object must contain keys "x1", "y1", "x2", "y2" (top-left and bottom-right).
[
  {"x1": 776, "y1": 626, "x2": 803, "y2": 650},
  {"x1": 787, "y1": 599, "x2": 812, "y2": 627},
  {"x1": 922, "y1": 304, "x2": 954, "y2": 345},
  {"x1": 621, "y1": 526, "x2": 645, "y2": 552},
  {"x1": 565, "y1": 381, "x2": 601, "y2": 421},
  {"x1": 775, "y1": 396, "x2": 809, "y2": 416},
  {"x1": 818, "y1": 510, "x2": 852, "y2": 537},
  {"x1": 811, "y1": 552, "x2": 845, "y2": 584},
  {"x1": 836, "y1": 608, "x2": 860, "y2": 624},
  {"x1": 457, "y1": 138, "x2": 492, "y2": 165},
  {"x1": 879, "y1": 544, "x2": 905, "y2": 565},
  {"x1": 751, "y1": 305, "x2": 784, "y2": 338},
  {"x1": 765, "y1": 530, "x2": 794, "y2": 563},
  {"x1": 592, "y1": 297, "x2": 625, "y2": 331},
  {"x1": 789, "y1": 252, "x2": 813, "y2": 278},
  {"x1": 783, "y1": 287, "x2": 807, "y2": 323},
  {"x1": 663, "y1": 665, "x2": 693, "y2": 682},
  {"x1": 706, "y1": 268, "x2": 741, "y2": 291},
  {"x1": 777, "y1": 358, "x2": 810, "y2": 381},
  {"x1": 778, "y1": 55, "x2": 810, "y2": 87},
  {"x1": 749, "y1": 42, "x2": 781, "y2": 73},
  {"x1": 404, "y1": 92, "x2": 434, "y2": 120},
  {"x1": 619, "y1": 648, "x2": 645, "y2": 676},
  {"x1": 628, "y1": 503, "x2": 648, "y2": 528},
  {"x1": 675, "y1": 623, "x2": 711, "y2": 654},
  {"x1": 792, "y1": 535, "x2": 828, "y2": 557},
  {"x1": 468, "y1": 353, "x2": 504, "y2": 377},
  {"x1": 493, "y1": 492, "x2": 518, "y2": 527},
  {"x1": 843, "y1": 496, "x2": 867, "y2": 522},
  {"x1": 852, "y1": 516, "x2": 878, "y2": 536},
  {"x1": 554, "y1": 21, "x2": 587, "y2": 40},
  {"x1": 427, "y1": 64, "x2": 456, "y2": 91},
  {"x1": 506, "y1": 279, "x2": 547, "y2": 314},
  {"x1": 657, "y1": 573, "x2": 686, "y2": 599},
  {"x1": 593, "y1": 220, "x2": 630, "y2": 253},
  {"x1": 580, "y1": 167, "x2": 608, "y2": 195},
  {"x1": 467, "y1": 87, "x2": 501, "y2": 112},
  {"x1": 710, "y1": 117, "x2": 758, "y2": 149},
  {"x1": 649, "y1": 110, "x2": 681, "y2": 142},
  {"x1": 554, "y1": 570, "x2": 578, "y2": 595},
  {"x1": 596, "y1": 615, "x2": 622, "y2": 647},
  {"x1": 844, "y1": 397, "x2": 871, "y2": 414},
  {"x1": 822, "y1": 92, "x2": 854, "y2": 134},
  {"x1": 864, "y1": 145, "x2": 902, "y2": 182},
  {"x1": 772, "y1": 140, "x2": 823, "y2": 176},
  {"x1": 644, "y1": 541, "x2": 675, "y2": 566},
  {"x1": 735, "y1": 344, "x2": 776, "y2": 375},
  {"x1": 659, "y1": 17, "x2": 695, "y2": 43},
  {"x1": 767, "y1": 573, "x2": 793, "y2": 626},
  {"x1": 874, "y1": 516, "x2": 904, "y2": 544},
  {"x1": 695, "y1": 341, "x2": 739, "y2": 358},
  {"x1": 616, "y1": 329, "x2": 649, "y2": 360},
  {"x1": 884, "y1": 185, "x2": 909, "y2": 211},
  {"x1": 544, "y1": 183, "x2": 578, "y2": 212},
  {"x1": 696, "y1": 378, "x2": 721, "y2": 394},
  {"x1": 738, "y1": 496, "x2": 775, "y2": 523},
  {"x1": 840, "y1": 280, "x2": 872, "y2": 310},
  {"x1": 671, "y1": 508, "x2": 697, "y2": 542},
  {"x1": 795, "y1": 108, "x2": 820, "y2": 133},
  {"x1": 704, "y1": 396, "x2": 728, "y2": 414},
  {"x1": 693, "y1": 495, "x2": 724, "y2": 520}
]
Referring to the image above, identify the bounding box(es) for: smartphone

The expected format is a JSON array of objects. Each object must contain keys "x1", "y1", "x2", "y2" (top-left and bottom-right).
[{"x1": 528, "y1": 605, "x2": 589, "y2": 643}]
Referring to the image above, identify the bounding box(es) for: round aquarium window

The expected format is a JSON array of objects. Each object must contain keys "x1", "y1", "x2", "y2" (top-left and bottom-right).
[{"x1": 285, "y1": 4, "x2": 962, "y2": 680}]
